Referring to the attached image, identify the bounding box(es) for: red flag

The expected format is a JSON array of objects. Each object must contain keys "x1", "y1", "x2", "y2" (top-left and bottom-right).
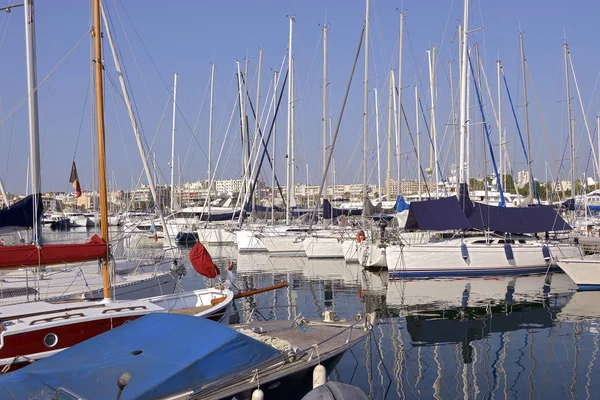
[
  {"x1": 69, "y1": 161, "x2": 82, "y2": 198},
  {"x1": 189, "y1": 242, "x2": 220, "y2": 278}
]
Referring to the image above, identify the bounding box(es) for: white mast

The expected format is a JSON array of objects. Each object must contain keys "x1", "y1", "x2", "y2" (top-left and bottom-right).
[
  {"x1": 458, "y1": 0, "x2": 469, "y2": 188},
  {"x1": 428, "y1": 47, "x2": 439, "y2": 198},
  {"x1": 208, "y1": 64, "x2": 215, "y2": 216},
  {"x1": 271, "y1": 70, "x2": 278, "y2": 224},
  {"x1": 24, "y1": 0, "x2": 41, "y2": 243},
  {"x1": 386, "y1": 71, "x2": 393, "y2": 198},
  {"x1": 519, "y1": 33, "x2": 534, "y2": 202},
  {"x1": 564, "y1": 41, "x2": 575, "y2": 200},
  {"x1": 497, "y1": 60, "x2": 503, "y2": 190},
  {"x1": 286, "y1": 17, "x2": 294, "y2": 225},
  {"x1": 170, "y1": 73, "x2": 178, "y2": 211},
  {"x1": 374, "y1": 88, "x2": 381, "y2": 198},
  {"x1": 449, "y1": 58, "x2": 457, "y2": 187},
  {"x1": 101, "y1": 3, "x2": 172, "y2": 248},
  {"x1": 416, "y1": 85, "x2": 421, "y2": 200},
  {"x1": 362, "y1": 0, "x2": 370, "y2": 209},
  {"x1": 322, "y1": 24, "x2": 328, "y2": 196},
  {"x1": 397, "y1": 12, "x2": 405, "y2": 195},
  {"x1": 254, "y1": 49, "x2": 263, "y2": 212}
]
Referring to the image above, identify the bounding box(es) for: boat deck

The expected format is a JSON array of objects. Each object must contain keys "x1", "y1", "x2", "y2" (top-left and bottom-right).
[{"x1": 191, "y1": 318, "x2": 368, "y2": 400}]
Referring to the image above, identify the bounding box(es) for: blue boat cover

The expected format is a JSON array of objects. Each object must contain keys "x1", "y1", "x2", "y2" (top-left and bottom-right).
[
  {"x1": 0, "y1": 313, "x2": 279, "y2": 400},
  {"x1": 0, "y1": 194, "x2": 42, "y2": 232},
  {"x1": 468, "y1": 202, "x2": 572, "y2": 233},
  {"x1": 395, "y1": 195, "x2": 410, "y2": 213},
  {"x1": 404, "y1": 197, "x2": 472, "y2": 231}
]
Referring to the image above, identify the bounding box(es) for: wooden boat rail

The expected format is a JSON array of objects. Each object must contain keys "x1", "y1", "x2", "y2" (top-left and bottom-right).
[
  {"x1": 101, "y1": 305, "x2": 148, "y2": 314},
  {"x1": 29, "y1": 313, "x2": 85, "y2": 326}
]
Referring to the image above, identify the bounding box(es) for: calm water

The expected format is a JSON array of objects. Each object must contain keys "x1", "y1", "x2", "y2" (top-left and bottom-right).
[{"x1": 43, "y1": 228, "x2": 600, "y2": 399}]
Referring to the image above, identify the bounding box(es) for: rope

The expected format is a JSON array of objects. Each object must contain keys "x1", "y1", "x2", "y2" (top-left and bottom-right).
[{"x1": 0, "y1": 29, "x2": 91, "y2": 128}]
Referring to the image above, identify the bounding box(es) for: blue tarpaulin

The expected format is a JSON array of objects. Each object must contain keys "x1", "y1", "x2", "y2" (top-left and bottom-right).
[
  {"x1": 395, "y1": 195, "x2": 410, "y2": 213},
  {"x1": 468, "y1": 203, "x2": 572, "y2": 233},
  {"x1": 0, "y1": 313, "x2": 280, "y2": 400},
  {"x1": 404, "y1": 196, "x2": 472, "y2": 231},
  {"x1": 0, "y1": 194, "x2": 42, "y2": 234}
]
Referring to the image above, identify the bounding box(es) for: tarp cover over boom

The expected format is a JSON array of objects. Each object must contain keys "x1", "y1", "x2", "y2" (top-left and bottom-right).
[
  {"x1": 460, "y1": 183, "x2": 572, "y2": 233},
  {"x1": 0, "y1": 194, "x2": 43, "y2": 234},
  {"x1": 189, "y1": 242, "x2": 220, "y2": 278},
  {"x1": 468, "y1": 203, "x2": 572, "y2": 233},
  {"x1": 0, "y1": 234, "x2": 108, "y2": 270},
  {"x1": 0, "y1": 313, "x2": 280, "y2": 400},
  {"x1": 404, "y1": 196, "x2": 472, "y2": 231}
]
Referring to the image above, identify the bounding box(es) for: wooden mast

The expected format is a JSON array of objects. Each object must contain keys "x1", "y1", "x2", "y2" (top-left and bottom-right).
[{"x1": 92, "y1": 0, "x2": 110, "y2": 300}]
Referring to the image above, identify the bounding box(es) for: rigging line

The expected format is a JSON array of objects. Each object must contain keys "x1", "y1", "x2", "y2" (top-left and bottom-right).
[
  {"x1": 182, "y1": 70, "x2": 212, "y2": 172},
  {"x1": 110, "y1": 0, "x2": 153, "y2": 106},
  {"x1": 0, "y1": 0, "x2": 14, "y2": 53},
  {"x1": 105, "y1": 0, "x2": 151, "y2": 156},
  {"x1": 400, "y1": 102, "x2": 432, "y2": 199},
  {"x1": 417, "y1": 96, "x2": 447, "y2": 196},
  {"x1": 107, "y1": 73, "x2": 134, "y2": 180},
  {"x1": 298, "y1": 29, "x2": 322, "y2": 101},
  {"x1": 0, "y1": 28, "x2": 91, "y2": 128},
  {"x1": 526, "y1": 63, "x2": 565, "y2": 200},
  {"x1": 72, "y1": 83, "x2": 90, "y2": 162},
  {"x1": 114, "y1": 0, "x2": 208, "y2": 162}
]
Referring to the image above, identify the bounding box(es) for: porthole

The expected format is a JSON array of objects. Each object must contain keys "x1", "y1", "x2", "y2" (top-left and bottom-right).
[{"x1": 44, "y1": 333, "x2": 58, "y2": 348}]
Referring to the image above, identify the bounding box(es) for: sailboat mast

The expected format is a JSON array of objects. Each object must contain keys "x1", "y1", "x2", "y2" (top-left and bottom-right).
[
  {"x1": 322, "y1": 24, "x2": 328, "y2": 195},
  {"x1": 497, "y1": 60, "x2": 503, "y2": 191},
  {"x1": 24, "y1": 0, "x2": 41, "y2": 243},
  {"x1": 386, "y1": 71, "x2": 393, "y2": 198},
  {"x1": 286, "y1": 17, "x2": 294, "y2": 225},
  {"x1": 397, "y1": 12, "x2": 405, "y2": 195},
  {"x1": 208, "y1": 64, "x2": 215, "y2": 216},
  {"x1": 449, "y1": 58, "x2": 457, "y2": 187},
  {"x1": 563, "y1": 42, "x2": 575, "y2": 200},
  {"x1": 519, "y1": 33, "x2": 534, "y2": 200},
  {"x1": 428, "y1": 47, "x2": 438, "y2": 198},
  {"x1": 101, "y1": 3, "x2": 172, "y2": 248},
  {"x1": 374, "y1": 88, "x2": 381, "y2": 197},
  {"x1": 170, "y1": 73, "x2": 178, "y2": 211},
  {"x1": 458, "y1": 0, "x2": 469, "y2": 188},
  {"x1": 272, "y1": 70, "x2": 278, "y2": 224},
  {"x1": 416, "y1": 85, "x2": 421, "y2": 200},
  {"x1": 92, "y1": 0, "x2": 110, "y2": 300},
  {"x1": 362, "y1": 0, "x2": 370, "y2": 208}
]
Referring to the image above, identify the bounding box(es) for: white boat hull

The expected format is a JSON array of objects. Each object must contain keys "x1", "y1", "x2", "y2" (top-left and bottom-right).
[
  {"x1": 557, "y1": 258, "x2": 600, "y2": 290},
  {"x1": 198, "y1": 228, "x2": 236, "y2": 245},
  {"x1": 357, "y1": 242, "x2": 387, "y2": 269},
  {"x1": 236, "y1": 230, "x2": 267, "y2": 252},
  {"x1": 341, "y1": 240, "x2": 358, "y2": 262},
  {"x1": 303, "y1": 236, "x2": 343, "y2": 259},
  {"x1": 262, "y1": 235, "x2": 306, "y2": 257},
  {"x1": 387, "y1": 240, "x2": 581, "y2": 278}
]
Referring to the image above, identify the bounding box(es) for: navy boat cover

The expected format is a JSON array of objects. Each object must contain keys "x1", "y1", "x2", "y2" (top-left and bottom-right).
[
  {"x1": 468, "y1": 203, "x2": 571, "y2": 233},
  {"x1": 0, "y1": 313, "x2": 279, "y2": 400},
  {"x1": 0, "y1": 194, "x2": 42, "y2": 233},
  {"x1": 404, "y1": 196, "x2": 472, "y2": 231}
]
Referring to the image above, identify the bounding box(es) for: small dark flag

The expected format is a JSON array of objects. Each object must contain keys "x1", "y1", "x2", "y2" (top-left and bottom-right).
[{"x1": 69, "y1": 161, "x2": 82, "y2": 198}]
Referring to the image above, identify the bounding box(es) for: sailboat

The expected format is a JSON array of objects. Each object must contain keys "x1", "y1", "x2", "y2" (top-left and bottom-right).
[
  {"x1": 0, "y1": 312, "x2": 370, "y2": 399},
  {"x1": 0, "y1": 0, "x2": 235, "y2": 372}
]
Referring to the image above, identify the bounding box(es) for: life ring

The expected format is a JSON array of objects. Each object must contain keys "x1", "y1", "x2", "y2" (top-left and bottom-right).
[
  {"x1": 228, "y1": 261, "x2": 234, "y2": 271},
  {"x1": 513, "y1": 200, "x2": 518, "y2": 207},
  {"x1": 356, "y1": 230, "x2": 366, "y2": 243}
]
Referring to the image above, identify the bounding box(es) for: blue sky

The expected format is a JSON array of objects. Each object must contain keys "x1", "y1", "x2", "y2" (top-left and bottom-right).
[{"x1": 1, "y1": 0, "x2": 599, "y2": 195}]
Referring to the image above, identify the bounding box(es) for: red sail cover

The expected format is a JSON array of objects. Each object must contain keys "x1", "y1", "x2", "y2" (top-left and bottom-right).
[
  {"x1": 189, "y1": 242, "x2": 220, "y2": 278},
  {"x1": 0, "y1": 234, "x2": 107, "y2": 270}
]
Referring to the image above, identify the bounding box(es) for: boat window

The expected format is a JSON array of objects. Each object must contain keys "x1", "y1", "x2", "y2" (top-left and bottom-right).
[
  {"x1": 44, "y1": 333, "x2": 58, "y2": 348},
  {"x1": 518, "y1": 240, "x2": 526, "y2": 244},
  {"x1": 472, "y1": 240, "x2": 487, "y2": 244}
]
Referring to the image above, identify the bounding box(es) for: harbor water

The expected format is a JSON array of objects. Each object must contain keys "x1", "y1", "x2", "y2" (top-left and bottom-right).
[{"x1": 40, "y1": 228, "x2": 600, "y2": 398}]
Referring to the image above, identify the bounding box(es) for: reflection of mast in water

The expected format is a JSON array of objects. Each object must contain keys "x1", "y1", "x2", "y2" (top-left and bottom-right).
[
  {"x1": 271, "y1": 274, "x2": 278, "y2": 320},
  {"x1": 286, "y1": 272, "x2": 294, "y2": 320},
  {"x1": 390, "y1": 317, "x2": 405, "y2": 399},
  {"x1": 570, "y1": 321, "x2": 582, "y2": 397},
  {"x1": 585, "y1": 323, "x2": 599, "y2": 400},
  {"x1": 364, "y1": 335, "x2": 374, "y2": 397},
  {"x1": 527, "y1": 328, "x2": 537, "y2": 400},
  {"x1": 471, "y1": 340, "x2": 479, "y2": 398},
  {"x1": 433, "y1": 346, "x2": 442, "y2": 399}
]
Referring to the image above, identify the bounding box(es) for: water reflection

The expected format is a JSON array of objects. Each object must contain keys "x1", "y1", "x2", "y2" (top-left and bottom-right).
[{"x1": 30, "y1": 231, "x2": 600, "y2": 398}]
